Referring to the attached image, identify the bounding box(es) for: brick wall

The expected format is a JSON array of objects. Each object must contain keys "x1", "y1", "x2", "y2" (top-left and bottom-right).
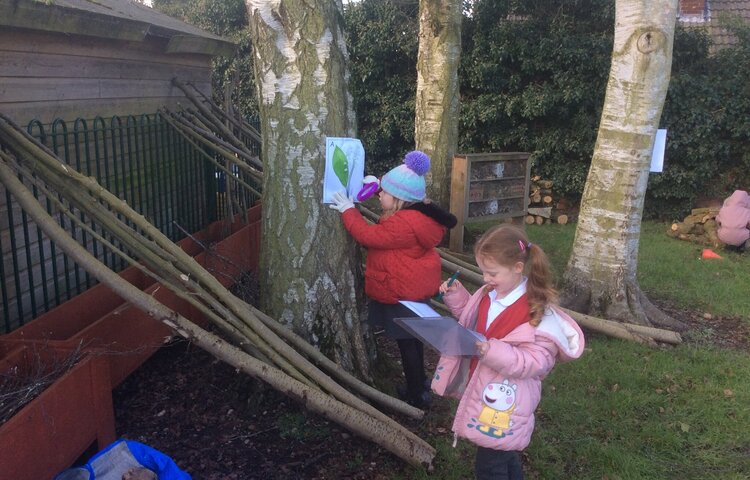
[{"x1": 680, "y1": 0, "x2": 707, "y2": 15}]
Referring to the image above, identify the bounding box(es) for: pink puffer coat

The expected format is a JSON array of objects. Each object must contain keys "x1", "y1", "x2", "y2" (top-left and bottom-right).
[
  {"x1": 431, "y1": 283, "x2": 584, "y2": 451},
  {"x1": 716, "y1": 190, "x2": 750, "y2": 247}
]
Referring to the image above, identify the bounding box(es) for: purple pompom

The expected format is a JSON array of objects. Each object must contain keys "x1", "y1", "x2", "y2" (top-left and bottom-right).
[{"x1": 404, "y1": 150, "x2": 430, "y2": 176}]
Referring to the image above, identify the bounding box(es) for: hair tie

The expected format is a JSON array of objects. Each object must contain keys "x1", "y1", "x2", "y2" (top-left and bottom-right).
[{"x1": 527, "y1": 242, "x2": 533, "y2": 249}]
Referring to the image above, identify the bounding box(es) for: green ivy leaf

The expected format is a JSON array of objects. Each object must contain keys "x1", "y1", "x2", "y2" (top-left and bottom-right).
[{"x1": 333, "y1": 146, "x2": 349, "y2": 188}]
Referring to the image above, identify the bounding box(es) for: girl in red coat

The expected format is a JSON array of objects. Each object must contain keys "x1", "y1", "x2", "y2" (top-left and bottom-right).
[{"x1": 330, "y1": 151, "x2": 457, "y2": 408}]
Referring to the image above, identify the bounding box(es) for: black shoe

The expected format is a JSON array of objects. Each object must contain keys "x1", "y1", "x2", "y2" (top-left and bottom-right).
[
  {"x1": 396, "y1": 384, "x2": 408, "y2": 400},
  {"x1": 408, "y1": 390, "x2": 432, "y2": 410},
  {"x1": 397, "y1": 384, "x2": 432, "y2": 409}
]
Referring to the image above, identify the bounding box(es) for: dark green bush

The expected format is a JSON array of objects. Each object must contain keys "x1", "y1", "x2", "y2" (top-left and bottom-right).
[
  {"x1": 459, "y1": 0, "x2": 613, "y2": 202},
  {"x1": 655, "y1": 22, "x2": 750, "y2": 219},
  {"x1": 156, "y1": 0, "x2": 750, "y2": 219},
  {"x1": 346, "y1": 0, "x2": 750, "y2": 219},
  {"x1": 344, "y1": 0, "x2": 419, "y2": 176}
]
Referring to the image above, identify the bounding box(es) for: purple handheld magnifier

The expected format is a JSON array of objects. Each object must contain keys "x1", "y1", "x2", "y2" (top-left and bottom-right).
[{"x1": 356, "y1": 182, "x2": 379, "y2": 201}]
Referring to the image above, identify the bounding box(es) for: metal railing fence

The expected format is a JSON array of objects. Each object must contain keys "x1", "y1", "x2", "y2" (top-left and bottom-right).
[{"x1": 0, "y1": 113, "x2": 261, "y2": 333}]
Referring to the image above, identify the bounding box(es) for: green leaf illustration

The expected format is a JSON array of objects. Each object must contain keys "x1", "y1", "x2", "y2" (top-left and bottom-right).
[{"x1": 332, "y1": 146, "x2": 349, "y2": 188}]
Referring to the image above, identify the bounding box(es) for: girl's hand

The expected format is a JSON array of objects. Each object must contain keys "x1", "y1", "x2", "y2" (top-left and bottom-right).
[
  {"x1": 439, "y1": 279, "x2": 462, "y2": 294},
  {"x1": 476, "y1": 341, "x2": 489, "y2": 357},
  {"x1": 329, "y1": 191, "x2": 354, "y2": 213}
]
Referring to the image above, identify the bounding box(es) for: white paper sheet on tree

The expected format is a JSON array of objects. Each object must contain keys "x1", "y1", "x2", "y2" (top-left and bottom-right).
[
  {"x1": 322, "y1": 137, "x2": 365, "y2": 203},
  {"x1": 650, "y1": 129, "x2": 667, "y2": 173},
  {"x1": 394, "y1": 316, "x2": 486, "y2": 356}
]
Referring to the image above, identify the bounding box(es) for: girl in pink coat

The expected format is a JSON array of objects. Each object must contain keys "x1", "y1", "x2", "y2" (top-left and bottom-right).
[
  {"x1": 716, "y1": 190, "x2": 750, "y2": 251},
  {"x1": 432, "y1": 224, "x2": 584, "y2": 480}
]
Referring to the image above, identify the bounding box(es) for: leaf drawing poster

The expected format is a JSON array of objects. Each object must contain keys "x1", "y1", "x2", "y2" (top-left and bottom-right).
[{"x1": 322, "y1": 137, "x2": 365, "y2": 203}]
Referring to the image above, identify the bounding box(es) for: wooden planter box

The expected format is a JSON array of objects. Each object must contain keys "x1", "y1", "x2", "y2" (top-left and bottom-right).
[
  {"x1": 2, "y1": 205, "x2": 262, "y2": 388},
  {"x1": 0, "y1": 342, "x2": 115, "y2": 480}
]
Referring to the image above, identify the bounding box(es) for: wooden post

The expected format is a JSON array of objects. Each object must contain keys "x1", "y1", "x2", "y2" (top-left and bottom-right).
[{"x1": 449, "y1": 155, "x2": 468, "y2": 252}]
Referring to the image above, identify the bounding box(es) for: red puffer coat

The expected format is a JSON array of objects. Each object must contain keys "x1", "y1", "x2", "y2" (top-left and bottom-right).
[{"x1": 342, "y1": 203, "x2": 456, "y2": 304}]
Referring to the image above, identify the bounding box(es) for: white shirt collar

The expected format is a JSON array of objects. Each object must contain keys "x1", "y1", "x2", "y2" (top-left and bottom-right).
[{"x1": 488, "y1": 277, "x2": 527, "y2": 307}]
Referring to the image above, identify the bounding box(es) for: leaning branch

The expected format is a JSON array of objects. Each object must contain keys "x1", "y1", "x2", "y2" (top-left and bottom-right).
[
  {"x1": 0, "y1": 157, "x2": 434, "y2": 468},
  {"x1": 437, "y1": 251, "x2": 682, "y2": 345},
  {"x1": 0, "y1": 114, "x2": 435, "y2": 467}
]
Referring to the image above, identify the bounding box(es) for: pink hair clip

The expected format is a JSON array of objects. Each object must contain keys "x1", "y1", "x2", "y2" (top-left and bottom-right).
[{"x1": 518, "y1": 240, "x2": 526, "y2": 252}]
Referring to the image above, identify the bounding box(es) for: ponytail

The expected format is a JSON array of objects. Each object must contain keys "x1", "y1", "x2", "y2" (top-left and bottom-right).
[{"x1": 525, "y1": 243, "x2": 557, "y2": 326}]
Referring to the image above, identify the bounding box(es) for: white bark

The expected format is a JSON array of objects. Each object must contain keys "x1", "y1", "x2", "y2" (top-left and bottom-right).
[
  {"x1": 563, "y1": 0, "x2": 680, "y2": 326},
  {"x1": 415, "y1": 0, "x2": 461, "y2": 207},
  {"x1": 246, "y1": 0, "x2": 370, "y2": 372}
]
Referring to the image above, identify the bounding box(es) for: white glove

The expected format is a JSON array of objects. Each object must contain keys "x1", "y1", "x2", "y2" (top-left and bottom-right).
[{"x1": 329, "y1": 191, "x2": 355, "y2": 213}]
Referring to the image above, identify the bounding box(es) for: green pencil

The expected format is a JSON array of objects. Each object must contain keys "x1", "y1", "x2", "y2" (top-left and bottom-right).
[{"x1": 436, "y1": 270, "x2": 460, "y2": 301}]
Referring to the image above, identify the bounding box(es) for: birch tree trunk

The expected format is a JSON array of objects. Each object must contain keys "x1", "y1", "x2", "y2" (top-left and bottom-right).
[
  {"x1": 562, "y1": 0, "x2": 683, "y2": 329},
  {"x1": 246, "y1": 0, "x2": 371, "y2": 374},
  {"x1": 414, "y1": 0, "x2": 461, "y2": 207}
]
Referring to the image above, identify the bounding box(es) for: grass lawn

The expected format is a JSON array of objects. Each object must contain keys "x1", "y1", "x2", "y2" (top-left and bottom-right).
[{"x1": 406, "y1": 220, "x2": 750, "y2": 479}]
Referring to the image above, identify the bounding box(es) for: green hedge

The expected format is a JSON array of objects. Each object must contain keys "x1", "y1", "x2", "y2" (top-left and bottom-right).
[{"x1": 345, "y1": 0, "x2": 750, "y2": 219}]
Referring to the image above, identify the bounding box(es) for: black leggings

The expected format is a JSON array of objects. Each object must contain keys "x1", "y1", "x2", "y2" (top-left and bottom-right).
[
  {"x1": 396, "y1": 337, "x2": 426, "y2": 401},
  {"x1": 367, "y1": 300, "x2": 429, "y2": 403},
  {"x1": 475, "y1": 448, "x2": 524, "y2": 480}
]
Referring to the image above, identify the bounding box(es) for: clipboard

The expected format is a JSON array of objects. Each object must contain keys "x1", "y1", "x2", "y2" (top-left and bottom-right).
[{"x1": 394, "y1": 316, "x2": 486, "y2": 356}]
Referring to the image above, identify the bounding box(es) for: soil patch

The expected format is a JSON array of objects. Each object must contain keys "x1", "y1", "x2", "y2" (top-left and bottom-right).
[
  {"x1": 113, "y1": 333, "x2": 457, "y2": 479},
  {"x1": 651, "y1": 298, "x2": 750, "y2": 351}
]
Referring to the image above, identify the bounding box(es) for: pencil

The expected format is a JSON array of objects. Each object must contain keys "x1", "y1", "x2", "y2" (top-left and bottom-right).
[{"x1": 436, "y1": 270, "x2": 460, "y2": 301}]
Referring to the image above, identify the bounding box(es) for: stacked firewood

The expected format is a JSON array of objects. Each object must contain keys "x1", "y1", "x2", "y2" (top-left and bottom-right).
[
  {"x1": 666, "y1": 207, "x2": 722, "y2": 247},
  {"x1": 525, "y1": 177, "x2": 569, "y2": 225}
]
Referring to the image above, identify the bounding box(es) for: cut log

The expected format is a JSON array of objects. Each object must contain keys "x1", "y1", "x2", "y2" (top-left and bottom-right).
[
  {"x1": 538, "y1": 180, "x2": 553, "y2": 189},
  {"x1": 531, "y1": 192, "x2": 541, "y2": 203},
  {"x1": 556, "y1": 214, "x2": 568, "y2": 225},
  {"x1": 690, "y1": 207, "x2": 720, "y2": 217},
  {"x1": 704, "y1": 219, "x2": 722, "y2": 247},
  {"x1": 542, "y1": 195, "x2": 553, "y2": 205},
  {"x1": 527, "y1": 206, "x2": 552, "y2": 218},
  {"x1": 525, "y1": 215, "x2": 536, "y2": 225},
  {"x1": 673, "y1": 221, "x2": 695, "y2": 235},
  {"x1": 535, "y1": 216, "x2": 544, "y2": 225},
  {"x1": 682, "y1": 213, "x2": 708, "y2": 225}
]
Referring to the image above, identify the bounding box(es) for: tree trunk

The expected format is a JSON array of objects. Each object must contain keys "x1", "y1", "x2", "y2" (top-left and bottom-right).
[
  {"x1": 414, "y1": 0, "x2": 462, "y2": 208},
  {"x1": 246, "y1": 1, "x2": 371, "y2": 375},
  {"x1": 561, "y1": 0, "x2": 683, "y2": 329}
]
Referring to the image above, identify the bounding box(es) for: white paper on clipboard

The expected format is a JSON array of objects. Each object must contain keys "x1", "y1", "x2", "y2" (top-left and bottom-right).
[{"x1": 399, "y1": 300, "x2": 441, "y2": 318}]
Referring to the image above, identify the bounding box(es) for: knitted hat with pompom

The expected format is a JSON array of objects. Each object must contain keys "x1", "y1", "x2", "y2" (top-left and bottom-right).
[{"x1": 380, "y1": 151, "x2": 430, "y2": 202}]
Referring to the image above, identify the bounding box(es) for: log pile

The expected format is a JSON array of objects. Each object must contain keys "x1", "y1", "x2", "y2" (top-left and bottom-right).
[
  {"x1": 525, "y1": 176, "x2": 571, "y2": 225},
  {"x1": 666, "y1": 207, "x2": 722, "y2": 247}
]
